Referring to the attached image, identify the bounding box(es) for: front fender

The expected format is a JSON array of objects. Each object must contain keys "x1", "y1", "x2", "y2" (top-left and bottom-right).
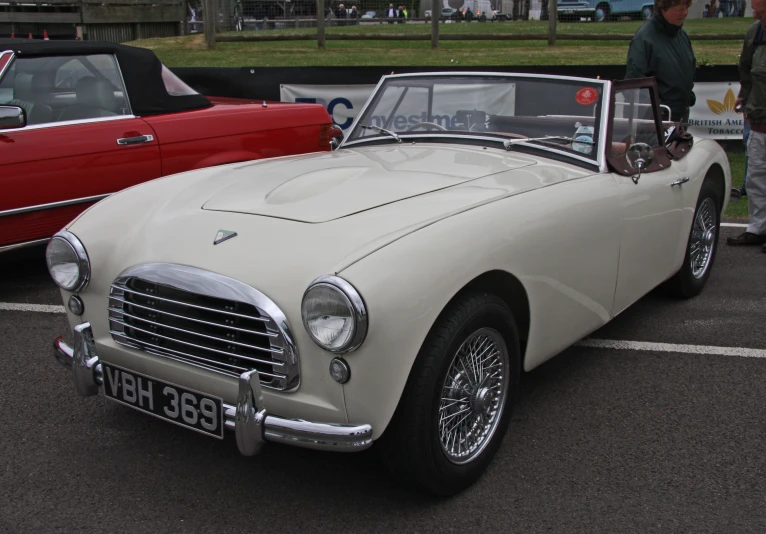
[{"x1": 337, "y1": 173, "x2": 622, "y2": 439}]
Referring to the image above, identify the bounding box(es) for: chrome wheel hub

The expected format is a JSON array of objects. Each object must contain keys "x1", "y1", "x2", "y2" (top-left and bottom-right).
[
  {"x1": 690, "y1": 198, "x2": 717, "y2": 279},
  {"x1": 438, "y1": 328, "x2": 509, "y2": 465}
]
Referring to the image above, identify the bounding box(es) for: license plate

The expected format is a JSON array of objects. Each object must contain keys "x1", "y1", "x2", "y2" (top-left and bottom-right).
[
  {"x1": 102, "y1": 362, "x2": 224, "y2": 439},
  {"x1": 563, "y1": 9, "x2": 575, "y2": 13}
]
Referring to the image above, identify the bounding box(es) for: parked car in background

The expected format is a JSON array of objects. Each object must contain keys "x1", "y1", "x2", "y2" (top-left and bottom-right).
[
  {"x1": 361, "y1": 9, "x2": 378, "y2": 18},
  {"x1": 440, "y1": 6, "x2": 460, "y2": 19},
  {"x1": 49, "y1": 72, "x2": 730, "y2": 496},
  {"x1": 557, "y1": 0, "x2": 653, "y2": 21},
  {"x1": 0, "y1": 39, "x2": 339, "y2": 253}
]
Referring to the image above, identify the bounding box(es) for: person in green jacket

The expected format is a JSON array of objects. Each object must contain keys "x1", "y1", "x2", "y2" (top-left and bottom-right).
[{"x1": 625, "y1": 0, "x2": 696, "y2": 125}]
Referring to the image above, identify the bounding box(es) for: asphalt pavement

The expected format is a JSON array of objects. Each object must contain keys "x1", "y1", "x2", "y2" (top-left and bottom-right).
[{"x1": 1, "y1": 226, "x2": 765, "y2": 534}]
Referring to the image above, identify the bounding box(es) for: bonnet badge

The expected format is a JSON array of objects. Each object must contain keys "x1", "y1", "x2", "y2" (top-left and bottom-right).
[{"x1": 214, "y1": 229, "x2": 238, "y2": 245}]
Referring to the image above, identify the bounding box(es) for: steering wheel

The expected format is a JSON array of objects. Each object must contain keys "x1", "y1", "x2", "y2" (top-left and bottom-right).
[{"x1": 404, "y1": 122, "x2": 449, "y2": 132}]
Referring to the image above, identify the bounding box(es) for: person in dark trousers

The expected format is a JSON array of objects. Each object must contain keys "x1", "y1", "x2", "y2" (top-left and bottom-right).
[
  {"x1": 386, "y1": 2, "x2": 397, "y2": 22},
  {"x1": 716, "y1": 0, "x2": 731, "y2": 16},
  {"x1": 727, "y1": 0, "x2": 766, "y2": 248},
  {"x1": 625, "y1": 0, "x2": 696, "y2": 126}
]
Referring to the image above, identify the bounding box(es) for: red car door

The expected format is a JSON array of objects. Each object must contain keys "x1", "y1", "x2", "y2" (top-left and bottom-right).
[
  {"x1": 1, "y1": 118, "x2": 161, "y2": 248},
  {"x1": 0, "y1": 50, "x2": 162, "y2": 250}
]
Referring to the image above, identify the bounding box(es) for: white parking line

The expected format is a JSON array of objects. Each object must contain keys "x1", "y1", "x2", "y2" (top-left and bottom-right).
[
  {"x1": 2, "y1": 301, "x2": 763, "y2": 358},
  {"x1": 0, "y1": 302, "x2": 66, "y2": 313},
  {"x1": 721, "y1": 222, "x2": 748, "y2": 228},
  {"x1": 576, "y1": 338, "x2": 766, "y2": 358}
]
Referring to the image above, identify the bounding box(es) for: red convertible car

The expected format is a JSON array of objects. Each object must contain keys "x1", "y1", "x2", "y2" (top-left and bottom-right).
[{"x1": 0, "y1": 39, "x2": 339, "y2": 252}]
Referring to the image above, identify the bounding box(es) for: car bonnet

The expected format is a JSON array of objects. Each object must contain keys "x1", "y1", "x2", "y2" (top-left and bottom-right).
[{"x1": 201, "y1": 145, "x2": 537, "y2": 223}]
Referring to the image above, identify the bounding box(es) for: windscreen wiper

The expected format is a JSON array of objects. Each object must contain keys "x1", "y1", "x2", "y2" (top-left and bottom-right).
[
  {"x1": 360, "y1": 125, "x2": 401, "y2": 143},
  {"x1": 503, "y1": 135, "x2": 594, "y2": 150}
]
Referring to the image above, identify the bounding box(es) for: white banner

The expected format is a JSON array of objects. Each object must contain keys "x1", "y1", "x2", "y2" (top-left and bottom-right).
[
  {"x1": 282, "y1": 80, "x2": 746, "y2": 141},
  {"x1": 687, "y1": 81, "x2": 746, "y2": 140},
  {"x1": 280, "y1": 84, "x2": 376, "y2": 131}
]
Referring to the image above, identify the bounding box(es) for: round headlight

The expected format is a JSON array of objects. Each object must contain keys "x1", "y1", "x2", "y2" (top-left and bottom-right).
[
  {"x1": 46, "y1": 231, "x2": 90, "y2": 292},
  {"x1": 301, "y1": 275, "x2": 367, "y2": 353}
]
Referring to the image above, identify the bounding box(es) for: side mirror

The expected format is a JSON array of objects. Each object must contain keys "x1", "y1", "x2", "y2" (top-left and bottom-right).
[
  {"x1": 329, "y1": 124, "x2": 344, "y2": 150},
  {"x1": 625, "y1": 142, "x2": 653, "y2": 184},
  {"x1": 0, "y1": 106, "x2": 26, "y2": 130}
]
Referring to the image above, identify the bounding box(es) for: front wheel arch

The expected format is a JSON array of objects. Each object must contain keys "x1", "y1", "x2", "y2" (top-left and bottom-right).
[
  {"x1": 377, "y1": 290, "x2": 521, "y2": 495},
  {"x1": 464, "y1": 270, "x2": 530, "y2": 369}
]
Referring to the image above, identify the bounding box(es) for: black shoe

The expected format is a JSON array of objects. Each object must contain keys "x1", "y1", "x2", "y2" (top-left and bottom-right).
[{"x1": 726, "y1": 232, "x2": 766, "y2": 246}]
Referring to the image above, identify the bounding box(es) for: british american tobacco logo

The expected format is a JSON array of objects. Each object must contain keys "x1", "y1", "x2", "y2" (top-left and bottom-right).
[{"x1": 707, "y1": 89, "x2": 737, "y2": 115}]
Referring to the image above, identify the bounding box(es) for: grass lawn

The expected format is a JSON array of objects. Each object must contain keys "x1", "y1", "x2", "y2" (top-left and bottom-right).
[
  {"x1": 130, "y1": 18, "x2": 753, "y2": 67},
  {"x1": 126, "y1": 18, "x2": 750, "y2": 219}
]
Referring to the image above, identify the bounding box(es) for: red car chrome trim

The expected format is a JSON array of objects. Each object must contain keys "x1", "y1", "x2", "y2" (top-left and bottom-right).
[
  {"x1": 0, "y1": 193, "x2": 111, "y2": 218},
  {"x1": 0, "y1": 238, "x2": 50, "y2": 253},
  {"x1": 0, "y1": 51, "x2": 13, "y2": 77},
  {"x1": 11, "y1": 114, "x2": 138, "y2": 131}
]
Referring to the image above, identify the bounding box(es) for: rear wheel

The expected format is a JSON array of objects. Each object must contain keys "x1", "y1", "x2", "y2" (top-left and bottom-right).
[
  {"x1": 593, "y1": 3, "x2": 609, "y2": 21},
  {"x1": 378, "y1": 292, "x2": 520, "y2": 496},
  {"x1": 664, "y1": 178, "x2": 721, "y2": 298}
]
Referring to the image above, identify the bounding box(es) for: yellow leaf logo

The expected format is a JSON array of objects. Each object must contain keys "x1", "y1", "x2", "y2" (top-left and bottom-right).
[{"x1": 707, "y1": 89, "x2": 737, "y2": 115}]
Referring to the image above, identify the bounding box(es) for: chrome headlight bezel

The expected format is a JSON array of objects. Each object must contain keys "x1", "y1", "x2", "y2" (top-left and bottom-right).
[
  {"x1": 301, "y1": 275, "x2": 368, "y2": 354},
  {"x1": 45, "y1": 230, "x2": 90, "y2": 292}
]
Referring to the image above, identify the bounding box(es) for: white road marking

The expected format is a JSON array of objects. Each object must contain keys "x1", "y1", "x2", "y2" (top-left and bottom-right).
[
  {"x1": 2, "y1": 302, "x2": 763, "y2": 358},
  {"x1": 0, "y1": 302, "x2": 66, "y2": 313},
  {"x1": 576, "y1": 338, "x2": 766, "y2": 359},
  {"x1": 721, "y1": 222, "x2": 748, "y2": 228}
]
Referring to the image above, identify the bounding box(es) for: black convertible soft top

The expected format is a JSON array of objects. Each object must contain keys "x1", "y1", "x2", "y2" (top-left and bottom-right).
[{"x1": 0, "y1": 39, "x2": 211, "y2": 116}]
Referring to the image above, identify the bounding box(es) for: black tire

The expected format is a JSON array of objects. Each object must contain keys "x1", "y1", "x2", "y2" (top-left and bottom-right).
[
  {"x1": 377, "y1": 291, "x2": 520, "y2": 496},
  {"x1": 664, "y1": 177, "x2": 721, "y2": 298}
]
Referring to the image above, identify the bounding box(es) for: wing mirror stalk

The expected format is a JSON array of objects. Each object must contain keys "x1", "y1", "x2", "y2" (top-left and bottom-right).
[
  {"x1": 329, "y1": 125, "x2": 344, "y2": 150},
  {"x1": 626, "y1": 143, "x2": 654, "y2": 184}
]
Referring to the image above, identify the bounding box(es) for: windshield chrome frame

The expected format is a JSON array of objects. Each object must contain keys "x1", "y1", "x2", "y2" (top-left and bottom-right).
[
  {"x1": 340, "y1": 72, "x2": 610, "y2": 169},
  {"x1": 0, "y1": 50, "x2": 14, "y2": 80}
]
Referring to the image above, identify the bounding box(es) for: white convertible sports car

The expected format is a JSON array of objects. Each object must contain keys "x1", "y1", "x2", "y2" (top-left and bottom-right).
[{"x1": 48, "y1": 72, "x2": 731, "y2": 495}]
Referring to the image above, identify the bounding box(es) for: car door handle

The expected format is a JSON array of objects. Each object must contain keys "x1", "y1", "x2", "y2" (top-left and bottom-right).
[
  {"x1": 116, "y1": 135, "x2": 154, "y2": 146},
  {"x1": 670, "y1": 177, "x2": 690, "y2": 187}
]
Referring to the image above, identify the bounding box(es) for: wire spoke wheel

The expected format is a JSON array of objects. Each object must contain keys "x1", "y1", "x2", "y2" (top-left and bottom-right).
[
  {"x1": 689, "y1": 197, "x2": 717, "y2": 279},
  {"x1": 438, "y1": 327, "x2": 509, "y2": 465}
]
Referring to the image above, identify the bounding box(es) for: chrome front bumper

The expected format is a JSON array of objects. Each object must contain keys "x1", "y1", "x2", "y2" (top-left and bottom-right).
[{"x1": 53, "y1": 323, "x2": 373, "y2": 455}]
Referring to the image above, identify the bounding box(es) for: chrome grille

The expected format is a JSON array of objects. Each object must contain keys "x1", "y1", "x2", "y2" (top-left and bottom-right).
[{"x1": 108, "y1": 263, "x2": 299, "y2": 391}]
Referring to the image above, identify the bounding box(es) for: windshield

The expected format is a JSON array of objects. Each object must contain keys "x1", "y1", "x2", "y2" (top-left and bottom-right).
[{"x1": 345, "y1": 74, "x2": 606, "y2": 162}]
